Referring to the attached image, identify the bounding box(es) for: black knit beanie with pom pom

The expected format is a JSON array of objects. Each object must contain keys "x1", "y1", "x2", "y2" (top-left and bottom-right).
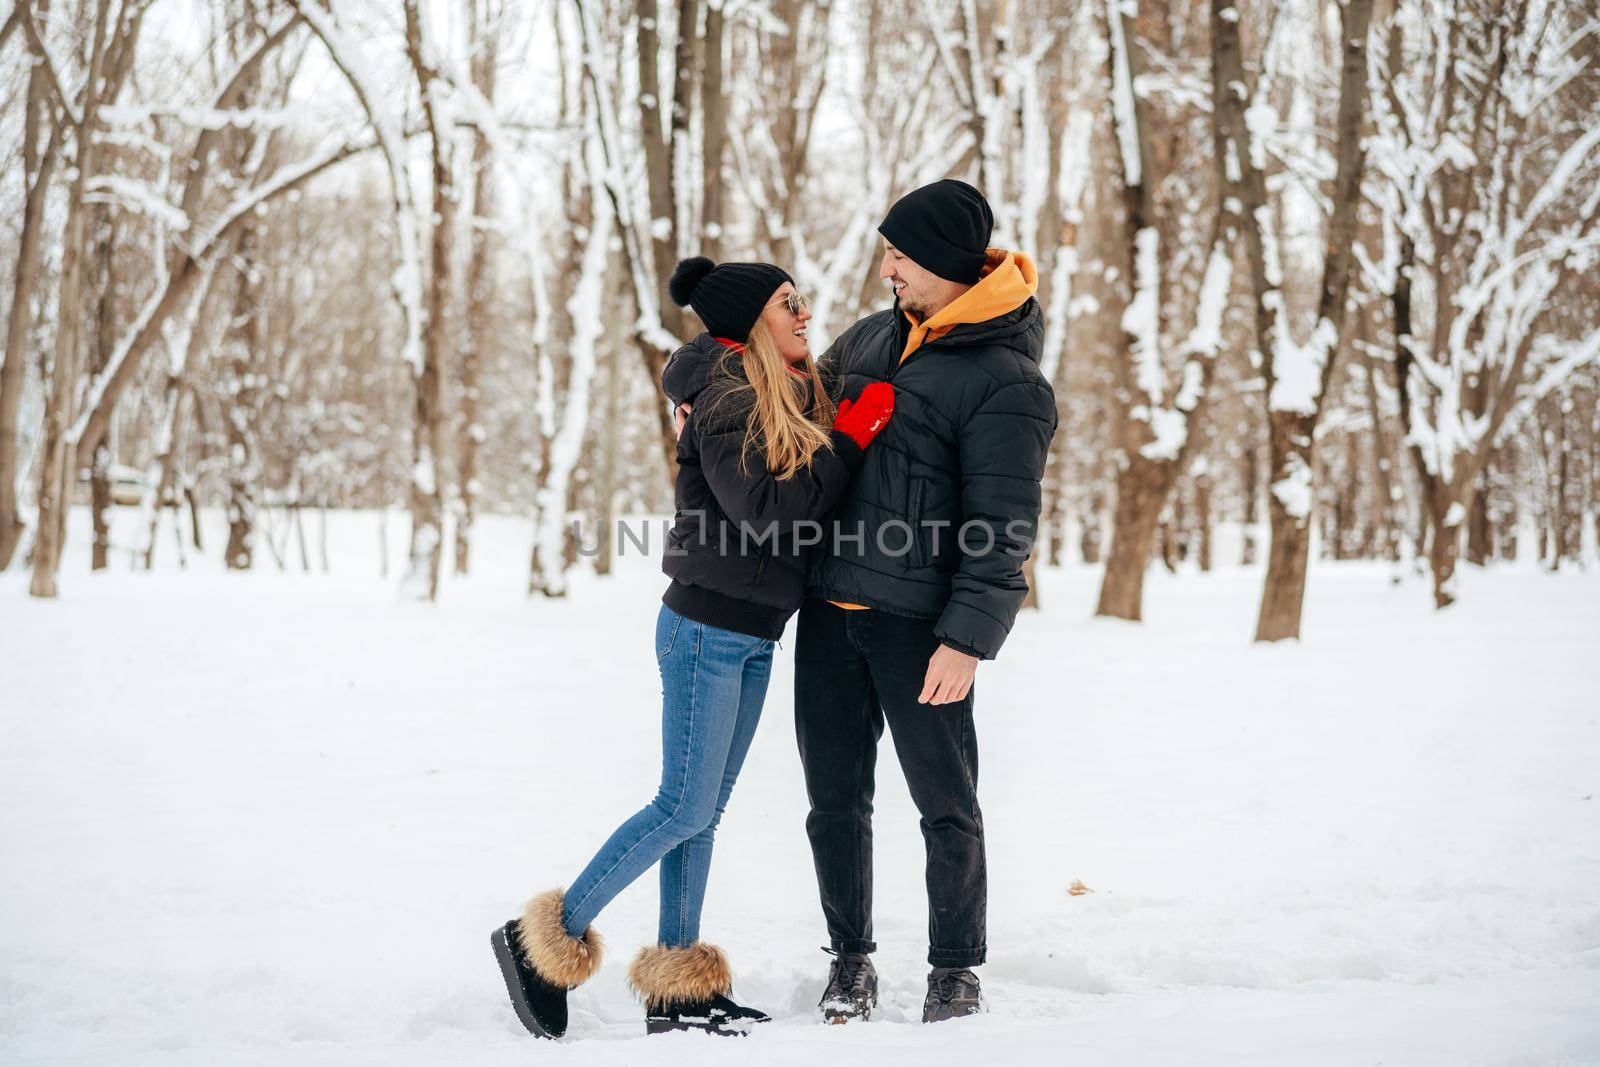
[{"x1": 668, "y1": 256, "x2": 793, "y2": 343}]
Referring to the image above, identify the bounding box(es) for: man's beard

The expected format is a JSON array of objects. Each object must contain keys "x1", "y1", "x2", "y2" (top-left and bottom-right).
[{"x1": 896, "y1": 292, "x2": 927, "y2": 320}]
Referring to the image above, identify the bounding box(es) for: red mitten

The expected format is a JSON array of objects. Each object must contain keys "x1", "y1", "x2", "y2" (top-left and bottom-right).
[{"x1": 833, "y1": 382, "x2": 895, "y2": 449}]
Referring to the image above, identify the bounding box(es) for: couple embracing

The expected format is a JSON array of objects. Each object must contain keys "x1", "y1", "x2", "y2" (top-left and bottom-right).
[{"x1": 492, "y1": 179, "x2": 1057, "y2": 1038}]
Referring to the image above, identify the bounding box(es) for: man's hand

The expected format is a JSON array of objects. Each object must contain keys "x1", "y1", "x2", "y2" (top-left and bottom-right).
[
  {"x1": 674, "y1": 402, "x2": 692, "y2": 438},
  {"x1": 918, "y1": 644, "x2": 978, "y2": 705}
]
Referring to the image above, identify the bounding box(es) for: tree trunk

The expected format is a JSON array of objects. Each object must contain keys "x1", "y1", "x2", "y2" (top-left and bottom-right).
[
  {"x1": 141, "y1": 400, "x2": 184, "y2": 571},
  {"x1": 402, "y1": 0, "x2": 453, "y2": 601},
  {"x1": 1333, "y1": 429, "x2": 1361, "y2": 560},
  {"x1": 1092, "y1": 6, "x2": 1186, "y2": 622},
  {"x1": 1427, "y1": 505, "x2": 1462, "y2": 607},
  {"x1": 32, "y1": 0, "x2": 116, "y2": 598},
  {"x1": 1360, "y1": 346, "x2": 1401, "y2": 562},
  {"x1": 1253, "y1": 413, "x2": 1317, "y2": 641},
  {"x1": 530, "y1": 147, "x2": 611, "y2": 597},
  {"x1": 1221, "y1": 0, "x2": 1374, "y2": 639},
  {"x1": 90, "y1": 447, "x2": 112, "y2": 570},
  {"x1": 1241, "y1": 442, "x2": 1259, "y2": 565},
  {"x1": 186, "y1": 479, "x2": 204, "y2": 553},
  {"x1": 700, "y1": 2, "x2": 726, "y2": 260},
  {"x1": 634, "y1": 0, "x2": 693, "y2": 344},
  {"x1": 594, "y1": 336, "x2": 621, "y2": 578},
  {"x1": 1080, "y1": 482, "x2": 1105, "y2": 564},
  {"x1": 89, "y1": 206, "x2": 118, "y2": 571},
  {"x1": 222, "y1": 221, "x2": 265, "y2": 570},
  {"x1": 1555, "y1": 401, "x2": 1574, "y2": 566},
  {"x1": 1257, "y1": 487, "x2": 1315, "y2": 638},
  {"x1": 454, "y1": 0, "x2": 497, "y2": 576},
  {"x1": 1095, "y1": 456, "x2": 1171, "y2": 621},
  {"x1": 2, "y1": 45, "x2": 65, "y2": 570},
  {"x1": 1498, "y1": 493, "x2": 1519, "y2": 562},
  {"x1": 1044, "y1": 483, "x2": 1067, "y2": 566},
  {"x1": 1157, "y1": 516, "x2": 1179, "y2": 573},
  {"x1": 1465, "y1": 465, "x2": 1491, "y2": 566}
]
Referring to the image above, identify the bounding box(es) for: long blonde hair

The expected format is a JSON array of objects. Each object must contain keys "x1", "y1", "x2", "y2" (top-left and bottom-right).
[{"x1": 711, "y1": 318, "x2": 835, "y2": 481}]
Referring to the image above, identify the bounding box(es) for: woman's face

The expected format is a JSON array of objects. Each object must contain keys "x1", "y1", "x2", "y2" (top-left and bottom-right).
[{"x1": 761, "y1": 282, "x2": 812, "y2": 364}]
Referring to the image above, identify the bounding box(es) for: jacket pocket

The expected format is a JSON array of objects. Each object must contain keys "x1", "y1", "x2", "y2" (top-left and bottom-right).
[{"x1": 908, "y1": 477, "x2": 928, "y2": 571}]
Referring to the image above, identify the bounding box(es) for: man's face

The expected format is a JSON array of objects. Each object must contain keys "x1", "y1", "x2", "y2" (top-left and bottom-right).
[{"x1": 878, "y1": 242, "x2": 943, "y2": 320}]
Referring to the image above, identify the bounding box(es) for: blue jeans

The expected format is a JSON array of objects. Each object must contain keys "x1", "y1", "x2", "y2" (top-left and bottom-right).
[{"x1": 561, "y1": 605, "x2": 773, "y2": 946}]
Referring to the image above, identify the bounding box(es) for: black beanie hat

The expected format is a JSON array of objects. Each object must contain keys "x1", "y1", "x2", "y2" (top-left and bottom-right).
[
  {"x1": 877, "y1": 178, "x2": 994, "y2": 284},
  {"x1": 668, "y1": 256, "x2": 794, "y2": 343}
]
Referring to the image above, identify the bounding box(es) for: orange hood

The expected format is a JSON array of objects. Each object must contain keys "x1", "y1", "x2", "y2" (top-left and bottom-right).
[{"x1": 900, "y1": 249, "x2": 1038, "y2": 362}]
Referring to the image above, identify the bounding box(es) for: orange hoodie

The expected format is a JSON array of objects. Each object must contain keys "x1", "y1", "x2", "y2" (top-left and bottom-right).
[
  {"x1": 898, "y1": 248, "x2": 1039, "y2": 362},
  {"x1": 830, "y1": 248, "x2": 1040, "y2": 612}
]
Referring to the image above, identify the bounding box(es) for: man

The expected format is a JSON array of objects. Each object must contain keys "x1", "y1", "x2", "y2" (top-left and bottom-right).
[{"x1": 796, "y1": 179, "x2": 1057, "y2": 1024}]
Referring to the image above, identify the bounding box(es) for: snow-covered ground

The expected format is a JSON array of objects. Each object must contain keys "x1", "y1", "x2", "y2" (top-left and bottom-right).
[{"x1": 3, "y1": 509, "x2": 1598, "y2": 1065}]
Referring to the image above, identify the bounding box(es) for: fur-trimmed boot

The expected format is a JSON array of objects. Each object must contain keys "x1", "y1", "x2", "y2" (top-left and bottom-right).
[
  {"x1": 490, "y1": 889, "x2": 603, "y2": 1039},
  {"x1": 628, "y1": 942, "x2": 771, "y2": 1037}
]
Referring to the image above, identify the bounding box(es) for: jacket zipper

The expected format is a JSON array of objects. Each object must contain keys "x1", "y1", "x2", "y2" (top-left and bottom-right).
[{"x1": 886, "y1": 315, "x2": 972, "y2": 383}]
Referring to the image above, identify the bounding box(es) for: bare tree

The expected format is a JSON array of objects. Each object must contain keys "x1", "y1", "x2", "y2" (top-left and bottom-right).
[
  {"x1": 1094, "y1": 0, "x2": 1237, "y2": 621},
  {"x1": 1216, "y1": 0, "x2": 1376, "y2": 640},
  {"x1": 1370, "y1": 0, "x2": 1600, "y2": 606},
  {"x1": 574, "y1": 0, "x2": 702, "y2": 476},
  {"x1": 31, "y1": 0, "x2": 150, "y2": 597},
  {"x1": 398, "y1": 0, "x2": 457, "y2": 600},
  {"x1": 1, "y1": 0, "x2": 69, "y2": 569},
  {"x1": 453, "y1": 0, "x2": 500, "y2": 575},
  {"x1": 530, "y1": 1, "x2": 614, "y2": 598}
]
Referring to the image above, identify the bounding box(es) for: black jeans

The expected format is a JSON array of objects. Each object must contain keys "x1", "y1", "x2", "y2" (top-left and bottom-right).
[{"x1": 793, "y1": 599, "x2": 986, "y2": 968}]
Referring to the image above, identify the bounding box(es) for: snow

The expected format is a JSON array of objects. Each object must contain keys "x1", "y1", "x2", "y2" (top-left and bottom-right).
[
  {"x1": 99, "y1": 104, "x2": 292, "y2": 131},
  {"x1": 1242, "y1": 98, "x2": 1275, "y2": 173},
  {"x1": 1178, "y1": 243, "x2": 1233, "y2": 362},
  {"x1": 1124, "y1": 227, "x2": 1163, "y2": 404},
  {"x1": 1268, "y1": 316, "x2": 1337, "y2": 416},
  {"x1": 1174, "y1": 358, "x2": 1204, "y2": 412},
  {"x1": 1519, "y1": 122, "x2": 1600, "y2": 236},
  {"x1": 83, "y1": 174, "x2": 191, "y2": 231},
  {"x1": 1224, "y1": 140, "x2": 1242, "y2": 184},
  {"x1": 1496, "y1": 327, "x2": 1600, "y2": 445},
  {"x1": 411, "y1": 451, "x2": 437, "y2": 496},
  {"x1": 1270, "y1": 451, "x2": 1314, "y2": 519},
  {"x1": 1105, "y1": 0, "x2": 1142, "y2": 187},
  {"x1": 3, "y1": 510, "x2": 1598, "y2": 1064},
  {"x1": 1015, "y1": 63, "x2": 1050, "y2": 257},
  {"x1": 1136, "y1": 405, "x2": 1187, "y2": 461}
]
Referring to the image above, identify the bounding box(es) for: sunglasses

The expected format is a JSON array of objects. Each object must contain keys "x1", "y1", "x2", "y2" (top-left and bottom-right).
[{"x1": 766, "y1": 291, "x2": 810, "y2": 316}]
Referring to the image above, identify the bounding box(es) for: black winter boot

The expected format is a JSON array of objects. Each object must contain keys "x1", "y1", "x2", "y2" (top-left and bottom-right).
[
  {"x1": 490, "y1": 889, "x2": 603, "y2": 1039},
  {"x1": 817, "y1": 949, "x2": 878, "y2": 1024},
  {"x1": 645, "y1": 994, "x2": 771, "y2": 1036},
  {"x1": 629, "y1": 942, "x2": 770, "y2": 1037},
  {"x1": 922, "y1": 966, "x2": 982, "y2": 1022}
]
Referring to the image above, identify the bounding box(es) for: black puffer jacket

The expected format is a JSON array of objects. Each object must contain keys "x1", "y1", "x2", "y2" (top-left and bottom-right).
[
  {"x1": 660, "y1": 333, "x2": 865, "y2": 640},
  {"x1": 806, "y1": 298, "x2": 1057, "y2": 659}
]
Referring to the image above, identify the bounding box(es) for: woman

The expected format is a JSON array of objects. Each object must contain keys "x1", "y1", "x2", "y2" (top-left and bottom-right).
[{"x1": 492, "y1": 256, "x2": 895, "y2": 1039}]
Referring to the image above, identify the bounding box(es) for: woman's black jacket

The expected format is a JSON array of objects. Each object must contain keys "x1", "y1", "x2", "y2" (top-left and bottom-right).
[{"x1": 659, "y1": 333, "x2": 864, "y2": 639}]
